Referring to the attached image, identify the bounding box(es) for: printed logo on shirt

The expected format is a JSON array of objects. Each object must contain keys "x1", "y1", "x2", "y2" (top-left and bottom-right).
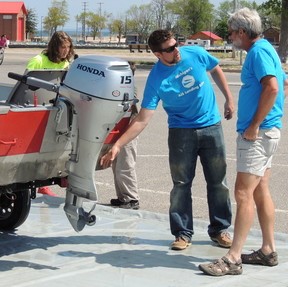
[
  {"x1": 182, "y1": 75, "x2": 195, "y2": 88},
  {"x1": 176, "y1": 67, "x2": 205, "y2": 97}
]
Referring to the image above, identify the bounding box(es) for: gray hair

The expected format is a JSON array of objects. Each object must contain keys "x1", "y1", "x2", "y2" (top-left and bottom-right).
[{"x1": 228, "y1": 7, "x2": 262, "y2": 39}]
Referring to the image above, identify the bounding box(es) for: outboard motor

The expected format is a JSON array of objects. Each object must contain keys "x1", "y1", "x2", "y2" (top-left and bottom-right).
[{"x1": 59, "y1": 55, "x2": 134, "y2": 231}]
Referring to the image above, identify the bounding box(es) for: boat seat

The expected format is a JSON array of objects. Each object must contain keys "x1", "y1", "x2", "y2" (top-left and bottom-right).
[{"x1": 6, "y1": 69, "x2": 67, "y2": 106}]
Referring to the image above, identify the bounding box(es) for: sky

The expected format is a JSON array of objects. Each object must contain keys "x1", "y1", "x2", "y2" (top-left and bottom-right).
[
  {"x1": 19, "y1": 0, "x2": 153, "y2": 29},
  {"x1": 18, "y1": 0, "x2": 264, "y2": 30}
]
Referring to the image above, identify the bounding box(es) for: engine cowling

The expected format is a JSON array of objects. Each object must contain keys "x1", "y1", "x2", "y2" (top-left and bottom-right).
[{"x1": 59, "y1": 55, "x2": 135, "y2": 231}]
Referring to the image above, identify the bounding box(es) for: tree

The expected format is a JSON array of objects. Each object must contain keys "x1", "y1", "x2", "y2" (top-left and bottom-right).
[
  {"x1": 261, "y1": 0, "x2": 288, "y2": 62},
  {"x1": 217, "y1": 0, "x2": 258, "y2": 20},
  {"x1": 278, "y1": 0, "x2": 288, "y2": 62},
  {"x1": 110, "y1": 19, "x2": 125, "y2": 43},
  {"x1": 26, "y1": 8, "x2": 38, "y2": 39},
  {"x1": 126, "y1": 4, "x2": 155, "y2": 43},
  {"x1": 86, "y1": 12, "x2": 107, "y2": 41},
  {"x1": 216, "y1": 0, "x2": 259, "y2": 40},
  {"x1": 151, "y1": 0, "x2": 172, "y2": 29},
  {"x1": 214, "y1": 19, "x2": 229, "y2": 41},
  {"x1": 43, "y1": 0, "x2": 69, "y2": 36},
  {"x1": 166, "y1": 0, "x2": 214, "y2": 36}
]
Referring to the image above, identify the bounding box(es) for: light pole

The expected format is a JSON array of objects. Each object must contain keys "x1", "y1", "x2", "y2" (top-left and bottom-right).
[
  {"x1": 76, "y1": 16, "x2": 78, "y2": 42},
  {"x1": 97, "y1": 2, "x2": 104, "y2": 43},
  {"x1": 40, "y1": 16, "x2": 43, "y2": 41}
]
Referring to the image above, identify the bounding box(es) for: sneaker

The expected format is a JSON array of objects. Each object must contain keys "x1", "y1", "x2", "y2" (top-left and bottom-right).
[
  {"x1": 110, "y1": 198, "x2": 140, "y2": 210},
  {"x1": 170, "y1": 236, "x2": 191, "y2": 250},
  {"x1": 210, "y1": 231, "x2": 232, "y2": 248},
  {"x1": 199, "y1": 256, "x2": 243, "y2": 276},
  {"x1": 241, "y1": 249, "x2": 278, "y2": 266},
  {"x1": 38, "y1": 186, "x2": 57, "y2": 197}
]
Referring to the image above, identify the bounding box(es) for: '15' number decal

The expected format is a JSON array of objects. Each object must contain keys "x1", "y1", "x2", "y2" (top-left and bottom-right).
[{"x1": 121, "y1": 76, "x2": 132, "y2": 84}]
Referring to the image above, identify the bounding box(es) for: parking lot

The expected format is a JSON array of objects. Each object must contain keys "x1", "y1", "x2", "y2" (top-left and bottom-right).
[{"x1": 1, "y1": 47, "x2": 287, "y2": 235}]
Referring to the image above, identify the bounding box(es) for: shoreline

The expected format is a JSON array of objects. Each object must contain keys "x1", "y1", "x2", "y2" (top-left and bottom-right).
[{"x1": 4, "y1": 47, "x2": 287, "y2": 72}]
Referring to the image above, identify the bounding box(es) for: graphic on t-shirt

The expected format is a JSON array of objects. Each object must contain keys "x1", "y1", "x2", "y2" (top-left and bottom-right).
[{"x1": 182, "y1": 75, "x2": 195, "y2": 88}]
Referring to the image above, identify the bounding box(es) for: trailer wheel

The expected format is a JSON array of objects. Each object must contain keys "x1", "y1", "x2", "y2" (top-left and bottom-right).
[
  {"x1": 0, "y1": 48, "x2": 4, "y2": 65},
  {"x1": 0, "y1": 189, "x2": 31, "y2": 231}
]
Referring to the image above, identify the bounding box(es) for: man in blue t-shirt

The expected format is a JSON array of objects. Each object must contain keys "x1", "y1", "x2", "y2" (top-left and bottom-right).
[
  {"x1": 101, "y1": 29, "x2": 235, "y2": 250},
  {"x1": 199, "y1": 8, "x2": 288, "y2": 276}
]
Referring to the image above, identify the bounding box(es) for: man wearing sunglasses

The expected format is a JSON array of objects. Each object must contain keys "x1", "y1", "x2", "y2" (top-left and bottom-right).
[
  {"x1": 199, "y1": 8, "x2": 287, "y2": 276},
  {"x1": 101, "y1": 29, "x2": 234, "y2": 250}
]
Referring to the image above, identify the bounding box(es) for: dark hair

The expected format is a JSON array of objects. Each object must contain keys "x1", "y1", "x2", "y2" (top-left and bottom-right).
[
  {"x1": 43, "y1": 31, "x2": 75, "y2": 63},
  {"x1": 148, "y1": 30, "x2": 174, "y2": 52}
]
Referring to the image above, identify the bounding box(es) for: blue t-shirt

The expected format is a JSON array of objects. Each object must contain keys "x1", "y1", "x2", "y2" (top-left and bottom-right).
[
  {"x1": 141, "y1": 46, "x2": 221, "y2": 128},
  {"x1": 237, "y1": 39, "x2": 285, "y2": 132}
]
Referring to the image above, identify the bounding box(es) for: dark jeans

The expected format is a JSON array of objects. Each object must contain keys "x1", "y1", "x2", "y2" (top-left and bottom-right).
[{"x1": 168, "y1": 123, "x2": 232, "y2": 240}]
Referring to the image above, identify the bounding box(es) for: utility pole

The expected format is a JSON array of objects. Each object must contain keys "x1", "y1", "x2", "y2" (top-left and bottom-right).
[
  {"x1": 40, "y1": 16, "x2": 43, "y2": 41},
  {"x1": 232, "y1": 0, "x2": 237, "y2": 59},
  {"x1": 97, "y1": 2, "x2": 104, "y2": 43},
  {"x1": 82, "y1": 1, "x2": 88, "y2": 41}
]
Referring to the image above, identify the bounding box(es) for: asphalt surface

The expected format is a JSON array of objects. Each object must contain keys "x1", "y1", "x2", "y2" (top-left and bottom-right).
[
  {"x1": 0, "y1": 197, "x2": 287, "y2": 287},
  {"x1": 1, "y1": 47, "x2": 288, "y2": 287},
  {"x1": 1, "y1": 47, "x2": 287, "y2": 236}
]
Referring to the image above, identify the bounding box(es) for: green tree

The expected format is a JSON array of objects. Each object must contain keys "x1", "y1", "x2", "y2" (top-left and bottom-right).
[
  {"x1": 214, "y1": 19, "x2": 229, "y2": 40},
  {"x1": 217, "y1": 0, "x2": 258, "y2": 20},
  {"x1": 216, "y1": 0, "x2": 259, "y2": 40},
  {"x1": 166, "y1": 0, "x2": 214, "y2": 35},
  {"x1": 44, "y1": 0, "x2": 69, "y2": 36},
  {"x1": 126, "y1": 4, "x2": 155, "y2": 43},
  {"x1": 110, "y1": 19, "x2": 125, "y2": 43},
  {"x1": 26, "y1": 8, "x2": 38, "y2": 39},
  {"x1": 86, "y1": 12, "x2": 107, "y2": 41},
  {"x1": 261, "y1": 0, "x2": 288, "y2": 62}
]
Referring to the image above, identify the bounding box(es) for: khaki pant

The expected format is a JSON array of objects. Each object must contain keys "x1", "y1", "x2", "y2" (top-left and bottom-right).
[
  {"x1": 96, "y1": 137, "x2": 139, "y2": 202},
  {"x1": 112, "y1": 137, "x2": 139, "y2": 202}
]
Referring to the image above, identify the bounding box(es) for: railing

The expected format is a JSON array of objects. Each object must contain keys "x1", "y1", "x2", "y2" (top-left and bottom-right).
[{"x1": 128, "y1": 44, "x2": 151, "y2": 53}]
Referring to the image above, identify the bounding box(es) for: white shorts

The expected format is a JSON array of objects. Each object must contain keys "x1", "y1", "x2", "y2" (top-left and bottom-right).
[{"x1": 236, "y1": 127, "x2": 281, "y2": 176}]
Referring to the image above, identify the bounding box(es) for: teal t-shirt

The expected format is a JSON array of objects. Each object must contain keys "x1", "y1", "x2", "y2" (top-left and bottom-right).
[
  {"x1": 237, "y1": 39, "x2": 285, "y2": 132},
  {"x1": 142, "y1": 46, "x2": 220, "y2": 128},
  {"x1": 26, "y1": 53, "x2": 69, "y2": 70}
]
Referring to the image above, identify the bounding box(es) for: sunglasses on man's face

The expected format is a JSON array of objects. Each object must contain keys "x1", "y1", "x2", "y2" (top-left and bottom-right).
[{"x1": 158, "y1": 43, "x2": 178, "y2": 53}]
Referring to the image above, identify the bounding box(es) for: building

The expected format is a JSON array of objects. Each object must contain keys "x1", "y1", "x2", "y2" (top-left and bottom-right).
[
  {"x1": 0, "y1": 1, "x2": 27, "y2": 42},
  {"x1": 125, "y1": 34, "x2": 140, "y2": 44},
  {"x1": 263, "y1": 27, "x2": 280, "y2": 45},
  {"x1": 184, "y1": 39, "x2": 211, "y2": 48},
  {"x1": 187, "y1": 31, "x2": 222, "y2": 46}
]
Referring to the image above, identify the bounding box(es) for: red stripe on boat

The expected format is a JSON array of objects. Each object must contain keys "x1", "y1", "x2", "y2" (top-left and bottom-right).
[{"x1": 0, "y1": 110, "x2": 49, "y2": 156}]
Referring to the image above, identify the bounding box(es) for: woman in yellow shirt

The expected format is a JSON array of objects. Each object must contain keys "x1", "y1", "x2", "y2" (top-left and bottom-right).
[
  {"x1": 27, "y1": 31, "x2": 75, "y2": 70},
  {"x1": 27, "y1": 31, "x2": 75, "y2": 196}
]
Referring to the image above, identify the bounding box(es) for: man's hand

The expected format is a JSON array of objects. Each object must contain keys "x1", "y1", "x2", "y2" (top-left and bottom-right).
[
  {"x1": 224, "y1": 100, "x2": 235, "y2": 120},
  {"x1": 100, "y1": 145, "x2": 121, "y2": 169},
  {"x1": 243, "y1": 125, "x2": 259, "y2": 141}
]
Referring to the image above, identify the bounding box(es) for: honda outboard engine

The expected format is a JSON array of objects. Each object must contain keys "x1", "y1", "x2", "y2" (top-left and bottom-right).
[{"x1": 59, "y1": 55, "x2": 134, "y2": 231}]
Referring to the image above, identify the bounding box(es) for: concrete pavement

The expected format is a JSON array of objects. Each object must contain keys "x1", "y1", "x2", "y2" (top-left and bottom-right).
[
  {"x1": 0, "y1": 48, "x2": 287, "y2": 286},
  {"x1": 0, "y1": 195, "x2": 287, "y2": 287}
]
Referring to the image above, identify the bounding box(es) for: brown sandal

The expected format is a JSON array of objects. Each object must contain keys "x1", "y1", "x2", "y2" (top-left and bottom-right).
[
  {"x1": 199, "y1": 256, "x2": 243, "y2": 276},
  {"x1": 241, "y1": 249, "x2": 278, "y2": 266}
]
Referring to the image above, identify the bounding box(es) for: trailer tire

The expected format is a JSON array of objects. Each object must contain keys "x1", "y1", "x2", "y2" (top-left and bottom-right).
[
  {"x1": 0, "y1": 48, "x2": 4, "y2": 65},
  {"x1": 0, "y1": 189, "x2": 31, "y2": 231}
]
